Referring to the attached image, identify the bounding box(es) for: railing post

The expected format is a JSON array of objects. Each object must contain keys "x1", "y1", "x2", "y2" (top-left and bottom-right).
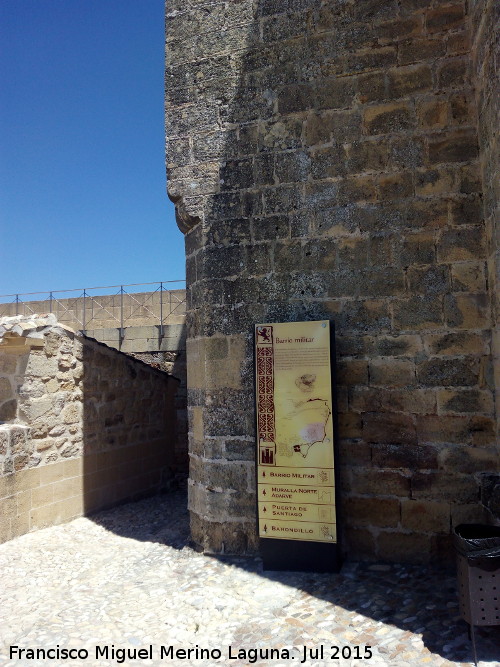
[
  {"x1": 120, "y1": 286, "x2": 124, "y2": 345},
  {"x1": 15, "y1": 295, "x2": 19, "y2": 316},
  {"x1": 160, "y1": 281, "x2": 164, "y2": 339},
  {"x1": 82, "y1": 289, "x2": 87, "y2": 334},
  {"x1": 49, "y1": 291, "x2": 53, "y2": 313}
]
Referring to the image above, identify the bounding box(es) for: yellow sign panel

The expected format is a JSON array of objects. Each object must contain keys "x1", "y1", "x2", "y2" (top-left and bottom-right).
[{"x1": 255, "y1": 320, "x2": 335, "y2": 543}]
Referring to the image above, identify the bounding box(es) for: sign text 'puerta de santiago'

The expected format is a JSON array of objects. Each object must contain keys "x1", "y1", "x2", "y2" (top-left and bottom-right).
[{"x1": 255, "y1": 321, "x2": 336, "y2": 544}]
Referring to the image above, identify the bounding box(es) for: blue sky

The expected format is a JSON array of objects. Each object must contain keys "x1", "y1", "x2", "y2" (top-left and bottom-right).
[{"x1": 0, "y1": 0, "x2": 184, "y2": 299}]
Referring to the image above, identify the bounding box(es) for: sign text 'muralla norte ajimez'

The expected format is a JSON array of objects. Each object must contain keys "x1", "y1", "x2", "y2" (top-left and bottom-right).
[{"x1": 255, "y1": 321, "x2": 336, "y2": 544}]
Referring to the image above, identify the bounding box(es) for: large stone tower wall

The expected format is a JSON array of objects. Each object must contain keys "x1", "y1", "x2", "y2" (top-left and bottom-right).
[{"x1": 166, "y1": 0, "x2": 499, "y2": 561}]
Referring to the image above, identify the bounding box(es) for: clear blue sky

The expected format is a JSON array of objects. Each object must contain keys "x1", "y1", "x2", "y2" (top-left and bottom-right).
[{"x1": 0, "y1": 0, "x2": 184, "y2": 299}]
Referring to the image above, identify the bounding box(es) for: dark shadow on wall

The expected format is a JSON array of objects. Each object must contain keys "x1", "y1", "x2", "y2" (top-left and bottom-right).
[
  {"x1": 81, "y1": 334, "x2": 181, "y2": 519},
  {"x1": 128, "y1": 324, "x2": 189, "y2": 476}
]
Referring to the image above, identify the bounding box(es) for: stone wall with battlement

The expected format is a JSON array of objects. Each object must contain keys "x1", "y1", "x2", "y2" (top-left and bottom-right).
[
  {"x1": 166, "y1": 0, "x2": 499, "y2": 562},
  {"x1": 0, "y1": 289, "x2": 189, "y2": 473},
  {"x1": 0, "y1": 314, "x2": 180, "y2": 543}
]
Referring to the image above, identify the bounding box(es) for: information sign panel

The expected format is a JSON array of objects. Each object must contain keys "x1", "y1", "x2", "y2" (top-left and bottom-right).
[{"x1": 255, "y1": 320, "x2": 340, "y2": 571}]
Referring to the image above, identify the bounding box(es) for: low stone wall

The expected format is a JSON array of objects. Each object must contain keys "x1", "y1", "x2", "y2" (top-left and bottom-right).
[
  {"x1": 0, "y1": 315, "x2": 179, "y2": 544},
  {"x1": 0, "y1": 291, "x2": 188, "y2": 475}
]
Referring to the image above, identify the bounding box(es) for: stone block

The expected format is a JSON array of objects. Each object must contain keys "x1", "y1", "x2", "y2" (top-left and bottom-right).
[
  {"x1": 338, "y1": 299, "x2": 391, "y2": 333},
  {"x1": 338, "y1": 412, "x2": 363, "y2": 439},
  {"x1": 369, "y1": 359, "x2": 415, "y2": 387},
  {"x1": 186, "y1": 339, "x2": 206, "y2": 390},
  {"x1": 438, "y1": 445, "x2": 499, "y2": 474},
  {"x1": 346, "y1": 139, "x2": 389, "y2": 173},
  {"x1": 363, "y1": 412, "x2": 417, "y2": 445},
  {"x1": 25, "y1": 353, "x2": 58, "y2": 378},
  {"x1": 377, "y1": 172, "x2": 414, "y2": 200},
  {"x1": 346, "y1": 47, "x2": 398, "y2": 74},
  {"x1": 252, "y1": 214, "x2": 290, "y2": 240},
  {"x1": 372, "y1": 442, "x2": 438, "y2": 469},
  {"x1": 336, "y1": 360, "x2": 369, "y2": 386},
  {"x1": 407, "y1": 265, "x2": 450, "y2": 296},
  {"x1": 0, "y1": 399, "x2": 17, "y2": 421},
  {"x1": 438, "y1": 58, "x2": 468, "y2": 89},
  {"x1": 393, "y1": 296, "x2": 443, "y2": 330},
  {"x1": 0, "y1": 377, "x2": 13, "y2": 402},
  {"x1": 470, "y1": 416, "x2": 496, "y2": 447},
  {"x1": 348, "y1": 469, "x2": 410, "y2": 497},
  {"x1": 426, "y1": 3, "x2": 465, "y2": 33},
  {"x1": 0, "y1": 495, "x2": 16, "y2": 523},
  {"x1": 11, "y1": 512, "x2": 30, "y2": 539},
  {"x1": 389, "y1": 136, "x2": 425, "y2": 169},
  {"x1": 387, "y1": 65, "x2": 433, "y2": 98},
  {"x1": 411, "y1": 472, "x2": 480, "y2": 503},
  {"x1": 377, "y1": 14, "x2": 422, "y2": 39},
  {"x1": 316, "y1": 77, "x2": 356, "y2": 110},
  {"x1": 246, "y1": 243, "x2": 271, "y2": 275},
  {"x1": 398, "y1": 231, "x2": 436, "y2": 266},
  {"x1": 351, "y1": 387, "x2": 436, "y2": 415},
  {"x1": 339, "y1": 441, "x2": 371, "y2": 465},
  {"x1": 344, "y1": 496, "x2": 400, "y2": 528},
  {"x1": 377, "y1": 531, "x2": 433, "y2": 563},
  {"x1": 415, "y1": 167, "x2": 456, "y2": 195},
  {"x1": 405, "y1": 197, "x2": 449, "y2": 229},
  {"x1": 438, "y1": 388, "x2": 494, "y2": 415},
  {"x1": 38, "y1": 460, "x2": 69, "y2": 486},
  {"x1": 451, "y1": 503, "x2": 487, "y2": 526},
  {"x1": 0, "y1": 516, "x2": 12, "y2": 543},
  {"x1": 450, "y1": 262, "x2": 486, "y2": 292},
  {"x1": 0, "y1": 353, "x2": 18, "y2": 374},
  {"x1": 363, "y1": 102, "x2": 415, "y2": 135},
  {"x1": 400, "y1": 499, "x2": 450, "y2": 533},
  {"x1": 344, "y1": 526, "x2": 377, "y2": 560},
  {"x1": 444, "y1": 293, "x2": 490, "y2": 329},
  {"x1": 428, "y1": 130, "x2": 479, "y2": 165},
  {"x1": 399, "y1": 38, "x2": 446, "y2": 66},
  {"x1": 63, "y1": 458, "x2": 83, "y2": 478},
  {"x1": 205, "y1": 337, "x2": 228, "y2": 361},
  {"x1": 31, "y1": 484, "x2": 54, "y2": 509},
  {"x1": 52, "y1": 477, "x2": 82, "y2": 503},
  {"x1": 417, "y1": 414, "x2": 470, "y2": 445},
  {"x1": 357, "y1": 71, "x2": 388, "y2": 104},
  {"x1": 424, "y1": 331, "x2": 488, "y2": 356},
  {"x1": 450, "y1": 93, "x2": 473, "y2": 125},
  {"x1": 417, "y1": 357, "x2": 479, "y2": 387}
]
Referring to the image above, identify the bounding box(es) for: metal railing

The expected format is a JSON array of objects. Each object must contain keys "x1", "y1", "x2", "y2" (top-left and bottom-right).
[{"x1": 0, "y1": 281, "x2": 186, "y2": 341}]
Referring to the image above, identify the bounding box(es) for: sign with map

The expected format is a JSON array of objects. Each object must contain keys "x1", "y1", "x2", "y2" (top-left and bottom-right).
[{"x1": 255, "y1": 320, "x2": 336, "y2": 546}]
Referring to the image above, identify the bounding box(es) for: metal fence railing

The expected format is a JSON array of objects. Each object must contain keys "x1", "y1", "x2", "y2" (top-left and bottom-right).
[{"x1": 0, "y1": 281, "x2": 186, "y2": 340}]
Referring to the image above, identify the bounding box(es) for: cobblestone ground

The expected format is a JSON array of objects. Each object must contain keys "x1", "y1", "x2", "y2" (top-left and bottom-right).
[{"x1": 0, "y1": 491, "x2": 498, "y2": 667}]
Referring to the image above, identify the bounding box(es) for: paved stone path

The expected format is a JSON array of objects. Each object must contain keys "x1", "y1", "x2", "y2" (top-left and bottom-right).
[{"x1": 0, "y1": 491, "x2": 498, "y2": 667}]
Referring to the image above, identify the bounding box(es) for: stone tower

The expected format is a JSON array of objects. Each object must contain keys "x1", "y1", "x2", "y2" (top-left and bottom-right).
[{"x1": 165, "y1": 0, "x2": 499, "y2": 561}]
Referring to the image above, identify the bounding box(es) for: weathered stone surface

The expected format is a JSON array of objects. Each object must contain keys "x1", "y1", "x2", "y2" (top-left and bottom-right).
[
  {"x1": 0, "y1": 314, "x2": 180, "y2": 543},
  {"x1": 166, "y1": 0, "x2": 498, "y2": 560}
]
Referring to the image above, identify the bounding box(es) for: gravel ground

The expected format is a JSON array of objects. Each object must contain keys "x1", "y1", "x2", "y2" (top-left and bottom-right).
[{"x1": 0, "y1": 490, "x2": 498, "y2": 667}]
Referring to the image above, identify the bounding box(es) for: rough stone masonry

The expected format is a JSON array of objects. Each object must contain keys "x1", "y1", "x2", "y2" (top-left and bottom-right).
[
  {"x1": 165, "y1": 0, "x2": 500, "y2": 561},
  {"x1": 0, "y1": 314, "x2": 179, "y2": 543}
]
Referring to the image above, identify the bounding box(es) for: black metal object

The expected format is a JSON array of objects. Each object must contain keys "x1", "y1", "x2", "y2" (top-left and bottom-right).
[
  {"x1": 261, "y1": 538, "x2": 340, "y2": 573},
  {"x1": 454, "y1": 524, "x2": 500, "y2": 665}
]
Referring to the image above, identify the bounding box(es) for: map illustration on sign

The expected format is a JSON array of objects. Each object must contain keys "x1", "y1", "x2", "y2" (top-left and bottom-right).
[{"x1": 255, "y1": 321, "x2": 336, "y2": 544}]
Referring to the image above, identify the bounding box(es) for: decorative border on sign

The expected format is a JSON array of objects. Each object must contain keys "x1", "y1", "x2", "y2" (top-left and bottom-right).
[{"x1": 256, "y1": 326, "x2": 276, "y2": 466}]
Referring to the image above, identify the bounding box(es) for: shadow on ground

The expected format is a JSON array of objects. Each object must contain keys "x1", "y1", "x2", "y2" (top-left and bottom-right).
[{"x1": 90, "y1": 490, "x2": 500, "y2": 665}]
